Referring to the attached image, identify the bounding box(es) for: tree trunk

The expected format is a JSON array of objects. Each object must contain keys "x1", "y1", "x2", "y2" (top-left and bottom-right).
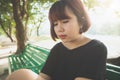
[{"x1": 12, "y1": 0, "x2": 26, "y2": 54}]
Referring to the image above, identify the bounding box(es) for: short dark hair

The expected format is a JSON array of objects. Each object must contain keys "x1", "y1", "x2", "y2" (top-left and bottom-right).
[{"x1": 49, "y1": 0, "x2": 91, "y2": 41}]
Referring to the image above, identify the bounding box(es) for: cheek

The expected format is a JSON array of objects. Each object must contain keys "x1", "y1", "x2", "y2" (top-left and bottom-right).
[
  {"x1": 67, "y1": 24, "x2": 80, "y2": 34},
  {"x1": 54, "y1": 27, "x2": 61, "y2": 37},
  {"x1": 54, "y1": 27, "x2": 57, "y2": 33}
]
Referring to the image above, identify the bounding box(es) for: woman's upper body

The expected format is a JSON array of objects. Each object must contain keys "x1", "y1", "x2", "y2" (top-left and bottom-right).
[
  {"x1": 39, "y1": 39, "x2": 107, "y2": 80},
  {"x1": 37, "y1": 0, "x2": 107, "y2": 80}
]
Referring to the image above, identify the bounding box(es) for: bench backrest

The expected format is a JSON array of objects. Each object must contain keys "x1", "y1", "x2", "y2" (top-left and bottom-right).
[
  {"x1": 106, "y1": 63, "x2": 120, "y2": 80},
  {"x1": 8, "y1": 44, "x2": 50, "y2": 74}
]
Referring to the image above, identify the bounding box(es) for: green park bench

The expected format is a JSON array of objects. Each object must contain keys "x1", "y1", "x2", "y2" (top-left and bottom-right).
[
  {"x1": 8, "y1": 44, "x2": 120, "y2": 80},
  {"x1": 8, "y1": 43, "x2": 50, "y2": 74},
  {"x1": 106, "y1": 63, "x2": 120, "y2": 80}
]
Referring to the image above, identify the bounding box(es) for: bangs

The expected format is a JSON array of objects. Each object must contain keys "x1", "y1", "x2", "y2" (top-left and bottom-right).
[{"x1": 49, "y1": 1, "x2": 70, "y2": 23}]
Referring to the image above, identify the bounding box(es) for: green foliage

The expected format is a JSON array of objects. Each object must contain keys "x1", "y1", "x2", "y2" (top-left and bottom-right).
[
  {"x1": 40, "y1": 0, "x2": 56, "y2": 3},
  {"x1": 0, "y1": 0, "x2": 55, "y2": 37},
  {"x1": 0, "y1": 0, "x2": 12, "y2": 16},
  {"x1": 0, "y1": 0, "x2": 15, "y2": 36}
]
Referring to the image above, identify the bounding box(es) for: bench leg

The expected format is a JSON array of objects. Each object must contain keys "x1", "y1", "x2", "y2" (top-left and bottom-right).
[{"x1": 8, "y1": 59, "x2": 12, "y2": 74}]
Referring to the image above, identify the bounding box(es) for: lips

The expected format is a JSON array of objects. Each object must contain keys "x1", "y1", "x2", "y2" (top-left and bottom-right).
[{"x1": 59, "y1": 35, "x2": 67, "y2": 39}]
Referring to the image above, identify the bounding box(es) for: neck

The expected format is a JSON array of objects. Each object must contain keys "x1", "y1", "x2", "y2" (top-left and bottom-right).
[{"x1": 63, "y1": 35, "x2": 90, "y2": 50}]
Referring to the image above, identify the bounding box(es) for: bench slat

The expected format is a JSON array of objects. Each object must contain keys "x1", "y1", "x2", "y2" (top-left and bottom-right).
[
  {"x1": 106, "y1": 68, "x2": 120, "y2": 80},
  {"x1": 8, "y1": 43, "x2": 50, "y2": 74},
  {"x1": 106, "y1": 63, "x2": 120, "y2": 72}
]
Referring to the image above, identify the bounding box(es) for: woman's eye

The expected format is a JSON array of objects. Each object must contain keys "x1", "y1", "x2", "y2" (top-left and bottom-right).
[
  {"x1": 62, "y1": 20, "x2": 69, "y2": 23},
  {"x1": 53, "y1": 22, "x2": 58, "y2": 26}
]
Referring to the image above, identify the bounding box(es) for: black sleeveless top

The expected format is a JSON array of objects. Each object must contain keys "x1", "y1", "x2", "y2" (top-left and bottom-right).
[{"x1": 41, "y1": 39, "x2": 107, "y2": 80}]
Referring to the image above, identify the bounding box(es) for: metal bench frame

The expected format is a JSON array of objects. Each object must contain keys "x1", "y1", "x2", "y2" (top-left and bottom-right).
[
  {"x1": 106, "y1": 63, "x2": 120, "y2": 80},
  {"x1": 8, "y1": 44, "x2": 50, "y2": 74}
]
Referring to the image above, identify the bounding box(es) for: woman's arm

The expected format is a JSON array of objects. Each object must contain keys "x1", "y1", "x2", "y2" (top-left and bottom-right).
[{"x1": 36, "y1": 73, "x2": 51, "y2": 80}]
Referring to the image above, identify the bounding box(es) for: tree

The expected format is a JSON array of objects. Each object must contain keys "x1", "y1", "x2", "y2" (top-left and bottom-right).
[
  {"x1": 0, "y1": 0, "x2": 15, "y2": 42},
  {"x1": 0, "y1": 15, "x2": 14, "y2": 42},
  {"x1": 28, "y1": 1, "x2": 48, "y2": 36},
  {"x1": 12, "y1": 0, "x2": 56, "y2": 54},
  {"x1": 11, "y1": 0, "x2": 29, "y2": 54},
  {"x1": 0, "y1": 0, "x2": 56, "y2": 54}
]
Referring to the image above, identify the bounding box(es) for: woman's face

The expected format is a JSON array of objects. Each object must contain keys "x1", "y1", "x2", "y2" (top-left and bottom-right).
[{"x1": 53, "y1": 7, "x2": 82, "y2": 43}]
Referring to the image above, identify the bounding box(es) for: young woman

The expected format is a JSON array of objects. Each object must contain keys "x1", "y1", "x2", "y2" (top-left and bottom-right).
[{"x1": 6, "y1": 0, "x2": 107, "y2": 80}]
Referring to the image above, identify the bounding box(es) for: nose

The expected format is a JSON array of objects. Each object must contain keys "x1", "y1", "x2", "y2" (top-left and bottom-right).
[{"x1": 57, "y1": 23, "x2": 64, "y2": 32}]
